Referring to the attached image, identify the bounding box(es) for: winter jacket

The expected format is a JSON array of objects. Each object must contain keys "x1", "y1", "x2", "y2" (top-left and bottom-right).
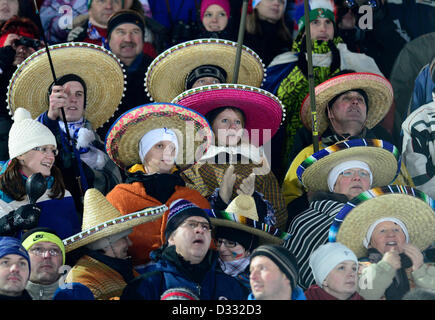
[
  {"x1": 0, "y1": 162, "x2": 80, "y2": 240},
  {"x1": 410, "y1": 62, "x2": 435, "y2": 113},
  {"x1": 305, "y1": 284, "x2": 364, "y2": 300},
  {"x1": 121, "y1": 246, "x2": 246, "y2": 300},
  {"x1": 106, "y1": 169, "x2": 210, "y2": 266},
  {"x1": 26, "y1": 280, "x2": 59, "y2": 300},
  {"x1": 401, "y1": 101, "x2": 435, "y2": 199}
]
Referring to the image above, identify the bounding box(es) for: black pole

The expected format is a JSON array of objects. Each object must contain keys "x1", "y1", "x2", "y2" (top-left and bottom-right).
[{"x1": 232, "y1": 0, "x2": 249, "y2": 83}]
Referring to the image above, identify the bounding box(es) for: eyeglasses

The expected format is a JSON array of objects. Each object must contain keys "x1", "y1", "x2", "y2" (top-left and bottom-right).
[
  {"x1": 29, "y1": 247, "x2": 62, "y2": 257},
  {"x1": 340, "y1": 169, "x2": 370, "y2": 178},
  {"x1": 181, "y1": 220, "x2": 212, "y2": 232},
  {"x1": 32, "y1": 147, "x2": 59, "y2": 156},
  {"x1": 215, "y1": 239, "x2": 238, "y2": 248}
]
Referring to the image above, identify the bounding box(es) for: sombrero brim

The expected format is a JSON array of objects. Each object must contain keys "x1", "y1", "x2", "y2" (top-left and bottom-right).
[
  {"x1": 300, "y1": 73, "x2": 393, "y2": 135},
  {"x1": 7, "y1": 42, "x2": 125, "y2": 129},
  {"x1": 206, "y1": 209, "x2": 291, "y2": 245},
  {"x1": 297, "y1": 139, "x2": 400, "y2": 192},
  {"x1": 329, "y1": 185, "x2": 435, "y2": 258},
  {"x1": 105, "y1": 103, "x2": 213, "y2": 169},
  {"x1": 145, "y1": 38, "x2": 265, "y2": 102},
  {"x1": 172, "y1": 84, "x2": 285, "y2": 146},
  {"x1": 63, "y1": 204, "x2": 167, "y2": 253}
]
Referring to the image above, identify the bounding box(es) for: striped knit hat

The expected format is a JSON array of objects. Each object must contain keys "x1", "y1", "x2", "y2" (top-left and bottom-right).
[
  {"x1": 165, "y1": 199, "x2": 212, "y2": 240},
  {"x1": 251, "y1": 245, "x2": 299, "y2": 290}
]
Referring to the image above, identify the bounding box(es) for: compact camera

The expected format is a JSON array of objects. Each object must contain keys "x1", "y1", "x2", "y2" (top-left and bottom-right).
[{"x1": 14, "y1": 37, "x2": 41, "y2": 50}]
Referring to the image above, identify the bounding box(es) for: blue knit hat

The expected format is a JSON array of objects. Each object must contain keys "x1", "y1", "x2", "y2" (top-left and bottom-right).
[
  {"x1": 165, "y1": 199, "x2": 211, "y2": 240},
  {"x1": 0, "y1": 236, "x2": 31, "y2": 274}
]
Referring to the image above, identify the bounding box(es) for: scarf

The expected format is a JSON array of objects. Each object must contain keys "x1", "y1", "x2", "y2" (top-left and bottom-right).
[
  {"x1": 218, "y1": 256, "x2": 251, "y2": 277},
  {"x1": 367, "y1": 248, "x2": 411, "y2": 300},
  {"x1": 87, "y1": 250, "x2": 136, "y2": 283},
  {"x1": 304, "y1": 284, "x2": 364, "y2": 300}
]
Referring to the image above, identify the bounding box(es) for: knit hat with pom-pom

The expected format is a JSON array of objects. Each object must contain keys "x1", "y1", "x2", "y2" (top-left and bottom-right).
[{"x1": 8, "y1": 108, "x2": 57, "y2": 159}]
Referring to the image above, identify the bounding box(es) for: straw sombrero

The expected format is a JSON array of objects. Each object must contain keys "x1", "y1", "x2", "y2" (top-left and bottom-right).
[
  {"x1": 172, "y1": 84, "x2": 285, "y2": 146},
  {"x1": 105, "y1": 103, "x2": 213, "y2": 169},
  {"x1": 145, "y1": 38, "x2": 265, "y2": 102},
  {"x1": 328, "y1": 185, "x2": 435, "y2": 258},
  {"x1": 63, "y1": 188, "x2": 167, "y2": 253},
  {"x1": 297, "y1": 139, "x2": 401, "y2": 192},
  {"x1": 7, "y1": 42, "x2": 125, "y2": 130},
  {"x1": 206, "y1": 195, "x2": 291, "y2": 245},
  {"x1": 300, "y1": 72, "x2": 393, "y2": 135}
]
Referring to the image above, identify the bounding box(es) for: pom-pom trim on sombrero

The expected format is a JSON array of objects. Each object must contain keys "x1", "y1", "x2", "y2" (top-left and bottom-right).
[
  {"x1": 296, "y1": 139, "x2": 401, "y2": 192},
  {"x1": 145, "y1": 38, "x2": 266, "y2": 102},
  {"x1": 7, "y1": 42, "x2": 126, "y2": 130},
  {"x1": 328, "y1": 185, "x2": 435, "y2": 258}
]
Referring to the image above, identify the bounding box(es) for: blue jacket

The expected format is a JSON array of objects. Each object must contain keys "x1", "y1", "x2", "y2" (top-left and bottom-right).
[
  {"x1": 121, "y1": 247, "x2": 246, "y2": 300},
  {"x1": 0, "y1": 161, "x2": 80, "y2": 239},
  {"x1": 247, "y1": 286, "x2": 306, "y2": 300},
  {"x1": 148, "y1": 0, "x2": 198, "y2": 29}
]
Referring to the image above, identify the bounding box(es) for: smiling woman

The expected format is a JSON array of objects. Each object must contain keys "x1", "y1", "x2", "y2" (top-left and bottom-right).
[{"x1": 0, "y1": 108, "x2": 80, "y2": 240}]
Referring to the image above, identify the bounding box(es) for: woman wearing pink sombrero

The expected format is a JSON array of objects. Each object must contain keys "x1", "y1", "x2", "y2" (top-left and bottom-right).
[{"x1": 172, "y1": 84, "x2": 288, "y2": 230}]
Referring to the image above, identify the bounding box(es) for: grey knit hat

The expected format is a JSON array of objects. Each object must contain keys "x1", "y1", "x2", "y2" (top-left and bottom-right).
[{"x1": 251, "y1": 245, "x2": 299, "y2": 290}]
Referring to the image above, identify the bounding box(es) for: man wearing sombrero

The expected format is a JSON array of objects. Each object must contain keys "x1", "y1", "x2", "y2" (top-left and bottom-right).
[
  {"x1": 282, "y1": 138, "x2": 402, "y2": 290},
  {"x1": 55, "y1": 188, "x2": 166, "y2": 300},
  {"x1": 329, "y1": 185, "x2": 435, "y2": 300},
  {"x1": 282, "y1": 72, "x2": 414, "y2": 209},
  {"x1": 7, "y1": 42, "x2": 125, "y2": 214}
]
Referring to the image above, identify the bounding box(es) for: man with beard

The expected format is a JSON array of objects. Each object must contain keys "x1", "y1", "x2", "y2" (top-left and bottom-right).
[
  {"x1": 0, "y1": 236, "x2": 32, "y2": 300},
  {"x1": 121, "y1": 199, "x2": 246, "y2": 300},
  {"x1": 21, "y1": 227, "x2": 65, "y2": 300},
  {"x1": 0, "y1": 16, "x2": 43, "y2": 161},
  {"x1": 98, "y1": 9, "x2": 153, "y2": 140}
]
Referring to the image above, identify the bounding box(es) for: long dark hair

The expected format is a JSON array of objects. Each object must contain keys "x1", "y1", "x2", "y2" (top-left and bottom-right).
[
  {"x1": 246, "y1": 9, "x2": 292, "y2": 43},
  {"x1": 0, "y1": 158, "x2": 65, "y2": 201}
]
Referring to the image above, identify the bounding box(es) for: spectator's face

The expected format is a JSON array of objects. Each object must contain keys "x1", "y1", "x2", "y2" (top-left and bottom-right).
[
  {"x1": 256, "y1": 0, "x2": 286, "y2": 24},
  {"x1": 369, "y1": 221, "x2": 407, "y2": 254},
  {"x1": 202, "y1": 4, "x2": 229, "y2": 32},
  {"x1": 62, "y1": 81, "x2": 86, "y2": 122},
  {"x1": 143, "y1": 140, "x2": 177, "y2": 174},
  {"x1": 211, "y1": 108, "x2": 245, "y2": 146},
  {"x1": 102, "y1": 235, "x2": 132, "y2": 259},
  {"x1": 328, "y1": 91, "x2": 368, "y2": 132},
  {"x1": 17, "y1": 144, "x2": 57, "y2": 177},
  {"x1": 191, "y1": 76, "x2": 221, "y2": 88},
  {"x1": 310, "y1": 17, "x2": 334, "y2": 41},
  {"x1": 109, "y1": 23, "x2": 143, "y2": 66},
  {"x1": 89, "y1": 0, "x2": 123, "y2": 27},
  {"x1": 0, "y1": 0, "x2": 19, "y2": 24},
  {"x1": 28, "y1": 242, "x2": 63, "y2": 285},
  {"x1": 249, "y1": 255, "x2": 291, "y2": 300},
  {"x1": 0, "y1": 254, "x2": 29, "y2": 297},
  {"x1": 168, "y1": 217, "x2": 212, "y2": 264},
  {"x1": 322, "y1": 260, "x2": 358, "y2": 300},
  {"x1": 217, "y1": 238, "x2": 249, "y2": 262},
  {"x1": 333, "y1": 167, "x2": 371, "y2": 199}
]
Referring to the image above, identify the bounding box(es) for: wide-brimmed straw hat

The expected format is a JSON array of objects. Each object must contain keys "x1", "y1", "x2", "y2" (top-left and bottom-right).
[
  {"x1": 300, "y1": 72, "x2": 393, "y2": 135},
  {"x1": 7, "y1": 42, "x2": 125, "y2": 130},
  {"x1": 206, "y1": 195, "x2": 290, "y2": 245},
  {"x1": 145, "y1": 38, "x2": 265, "y2": 102},
  {"x1": 297, "y1": 139, "x2": 401, "y2": 192},
  {"x1": 105, "y1": 103, "x2": 213, "y2": 169},
  {"x1": 63, "y1": 188, "x2": 167, "y2": 253},
  {"x1": 329, "y1": 185, "x2": 435, "y2": 258},
  {"x1": 172, "y1": 84, "x2": 285, "y2": 146}
]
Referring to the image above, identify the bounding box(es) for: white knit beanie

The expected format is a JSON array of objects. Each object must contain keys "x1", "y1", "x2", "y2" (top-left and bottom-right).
[
  {"x1": 8, "y1": 108, "x2": 57, "y2": 159},
  {"x1": 309, "y1": 242, "x2": 358, "y2": 287},
  {"x1": 138, "y1": 128, "x2": 179, "y2": 164},
  {"x1": 252, "y1": 0, "x2": 287, "y2": 8}
]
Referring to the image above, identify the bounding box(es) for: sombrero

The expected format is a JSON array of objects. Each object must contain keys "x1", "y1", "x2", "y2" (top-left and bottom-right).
[
  {"x1": 297, "y1": 139, "x2": 401, "y2": 192},
  {"x1": 300, "y1": 72, "x2": 393, "y2": 135},
  {"x1": 7, "y1": 42, "x2": 125, "y2": 130},
  {"x1": 329, "y1": 185, "x2": 435, "y2": 258},
  {"x1": 172, "y1": 84, "x2": 285, "y2": 146},
  {"x1": 145, "y1": 38, "x2": 265, "y2": 102},
  {"x1": 206, "y1": 195, "x2": 291, "y2": 245},
  {"x1": 63, "y1": 188, "x2": 167, "y2": 253},
  {"x1": 105, "y1": 103, "x2": 213, "y2": 169}
]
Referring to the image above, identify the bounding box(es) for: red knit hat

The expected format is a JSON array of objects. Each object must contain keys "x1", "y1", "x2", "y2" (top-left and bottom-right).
[{"x1": 200, "y1": 0, "x2": 231, "y2": 20}]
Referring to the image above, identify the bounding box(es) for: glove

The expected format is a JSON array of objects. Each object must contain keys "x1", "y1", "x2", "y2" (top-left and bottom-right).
[
  {"x1": 12, "y1": 204, "x2": 41, "y2": 230},
  {"x1": 297, "y1": 36, "x2": 309, "y2": 77},
  {"x1": 327, "y1": 39, "x2": 341, "y2": 75}
]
